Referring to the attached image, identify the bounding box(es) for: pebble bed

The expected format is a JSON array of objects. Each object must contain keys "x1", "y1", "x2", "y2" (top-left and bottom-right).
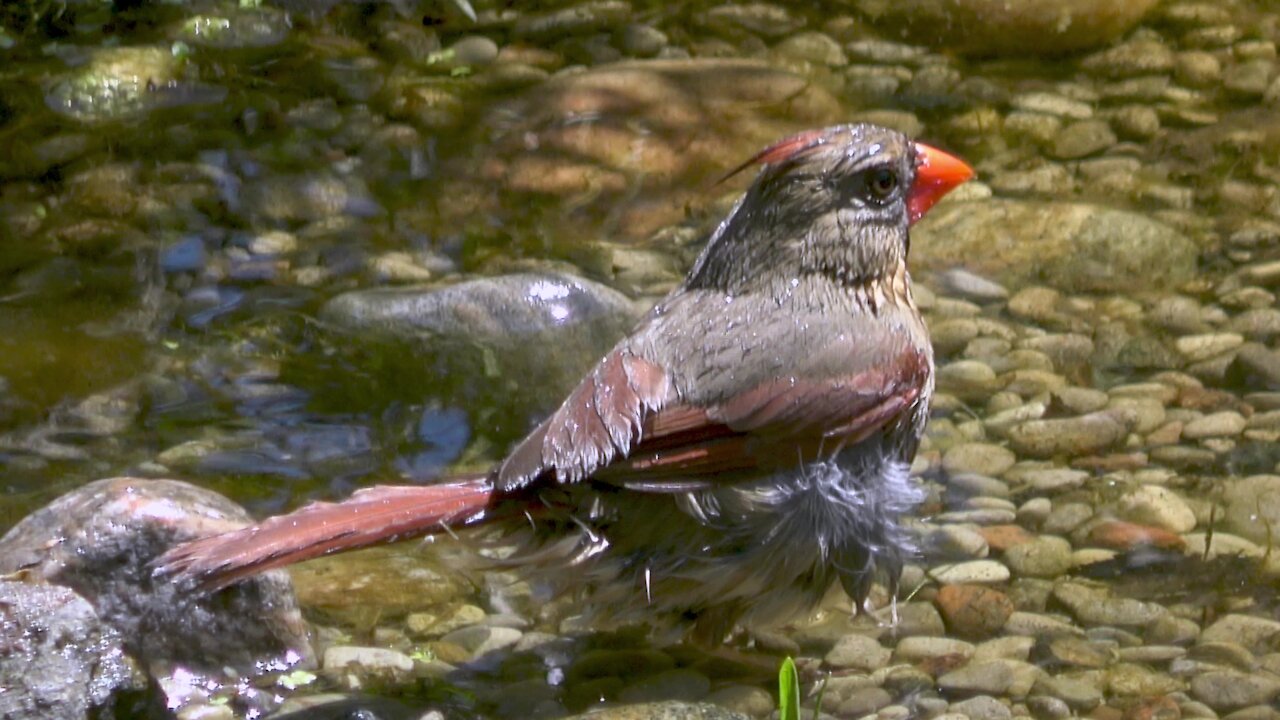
[{"x1": 2, "y1": 0, "x2": 1280, "y2": 719}]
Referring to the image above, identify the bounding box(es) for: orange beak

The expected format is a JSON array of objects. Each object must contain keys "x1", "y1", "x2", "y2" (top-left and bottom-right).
[{"x1": 908, "y1": 142, "x2": 974, "y2": 225}]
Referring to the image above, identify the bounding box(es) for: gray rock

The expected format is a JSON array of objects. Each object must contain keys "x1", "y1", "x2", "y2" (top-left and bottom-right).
[
  {"x1": 440, "y1": 625, "x2": 523, "y2": 658},
  {"x1": 938, "y1": 659, "x2": 1043, "y2": 697},
  {"x1": 1221, "y1": 475, "x2": 1280, "y2": 545},
  {"x1": 926, "y1": 525, "x2": 991, "y2": 560},
  {"x1": 700, "y1": 3, "x2": 804, "y2": 38},
  {"x1": 449, "y1": 35, "x2": 500, "y2": 66},
  {"x1": 1191, "y1": 671, "x2": 1280, "y2": 711},
  {"x1": 1118, "y1": 485, "x2": 1196, "y2": 532},
  {"x1": 514, "y1": 1, "x2": 633, "y2": 41},
  {"x1": 1183, "y1": 411, "x2": 1247, "y2": 439},
  {"x1": 1176, "y1": 51, "x2": 1222, "y2": 86},
  {"x1": 1006, "y1": 411, "x2": 1129, "y2": 458},
  {"x1": 703, "y1": 686, "x2": 772, "y2": 717},
  {"x1": 1003, "y1": 612, "x2": 1085, "y2": 640},
  {"x1": 950, "y1": 695, "x2": 1012, "y2": 719},
  {"x1": 618, "y1": 24, "x2": 668, "y2": 57},
  {"x1": 825, "y1": 633, "x2": 891, "y2": 670},
  {"x1": 895, "y1": 636, "x2": 976, "y2": 662},
  {"x1": 1232, "y1": 343, "x2": 1280, "y2": 389},
  {"x1": 1051, "y1": 120, "x2": 1117, "y2": 159},
  {"x1": 1051, "y1": 581, "x2": 1166, "y2": 627},
  {"x1": 1027, "y1": 695, "x2": 1072, "y2": 720},
  {"x1": 914, "y1": 200, "x2": 1198, "y2": 294},
  {"x1": 943, "y1": 442, "x2": 1017, "y2": 477},
  {"x1": 319, "y1": 272, "x2": 637, "y2": 425},
  {"x1": 1081, "y1": 38, "x2": 1175, "y2": 78},
  {"x1": 929, "y1": 560, "x2": 1011, "y2": 584},
  {"x1": 1033, "y1": 674, "x2": 1103, "y2": 709},
  {"x1": 839, "y1": 687, "x2": 893, "y2": 716},
  {"x1": 323, "y1": 646, "x2": 415, "y2": 673},
  {"x1": 773, "y1": 32, "x2": 847, "y2": 65},
  {"x1": 0, "y1": 581, "x2": 138, "y2": 720},
  {"x1": 0, "y1": 478, "x2": 312, "y2": 672},
  {"x1": 1201, "y1": 614, "x2": 1280, "y2": 653},
  {"x1": 1224, "y1": 60, "x2": 1276, "y2": 97},
  {"x1": 1003, "y1": 536, "x2": 1073, "y2": 578}
]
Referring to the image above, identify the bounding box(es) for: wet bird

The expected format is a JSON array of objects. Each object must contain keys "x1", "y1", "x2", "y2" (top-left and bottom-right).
[{"x1": 158, "y1": 124, "x2": 973, "y2": 642}]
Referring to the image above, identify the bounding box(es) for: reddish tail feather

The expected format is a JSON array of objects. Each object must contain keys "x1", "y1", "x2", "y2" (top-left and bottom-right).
[{"x1": 156, "y1": 477, "x2": 497, "y2": 591}]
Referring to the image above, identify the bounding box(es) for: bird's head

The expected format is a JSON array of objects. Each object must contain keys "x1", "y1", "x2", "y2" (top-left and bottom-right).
[{"x1": 688, "y1": 124, "x2": 973, "y2": 295}]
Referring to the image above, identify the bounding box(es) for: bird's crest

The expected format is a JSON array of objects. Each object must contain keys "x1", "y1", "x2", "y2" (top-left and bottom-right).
[{"x1": 717, "y1": 129, "x2": 829, "y2": 185}]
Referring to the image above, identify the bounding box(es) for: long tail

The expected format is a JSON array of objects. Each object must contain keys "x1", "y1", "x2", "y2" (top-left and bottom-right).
[{"x1": 156, "y1": 478, "x2": 498, "y2": 591}]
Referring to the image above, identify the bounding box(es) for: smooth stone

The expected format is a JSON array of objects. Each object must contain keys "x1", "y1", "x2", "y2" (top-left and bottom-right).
[
  {"x1": 439, "y1": 626, "x2": 522, "y2": 658},
  {"x1": 950, "y1": 695, "x2": 1013, "y2": 720},
  {"x1": 1191, "y1": 671, "x2": 1280, "y2": 711},
  {"x1": 1007, "y1": 411, "x2": 1130, "y2": 458},
  {"x1": 323, "y1": 646, "x2": 414, "y2": 673},
  {"x1": 1107, "y1": 662, "x2": 1185, "y2": 696},
  {"x1": 1042, "y1": 502, "x2": 1094, "y2": 534},
  {"x1": 1200, "y1": 614, "x2": 1280, "y2": 653},
  {"x1": 1034, "y1": 674, "x2": 1104, "y2": 709},
  {"x1": 825, "y1": 633, "x2": 892, "y2": 671},
  {"x1": 938, "y1": 659, "x2": 1043, "y2": 698},
  {"x1": 1003, "y1": 536, "x2": 1073, "y2": 578},
  {"x1": 1176, "y1": 333, "x2": 1245, "y2": 362},
  {"x1": 1183, "y1": 411, "x2": 1247, "y2": 439},
  {"x1": 703, "y1": 686, "x2": 772, "y2": 717},
  {"x1": 914, "y1": 200, "x2": 1197, "y2": 294},
  {"x1": 1118, "y1": 485, "x2": 1197, "y2": 532},
  {"x1": 974, "y1": 636, "x2": 1036, "y2": 662},
  {"x1": 1012, "y1": 468, "x2": 1090, "y2": 493},
  {"x1": 943, "y1": 443, "x2": 1017, "y2": 477},
  {"x1": 1018, "y1": 498, "x2": 1053, "y2": 526},
  {"x1": 927, "y1": 525, "x2": 991, "y2": 560},
  {"x1": 773, "y1": 32, "x2": 848, "y2": 66},
  {"x1": 894, "y1": 636, "x2": 977, "y2": 663},
  {"x1": 1003, "y1": 612, "x2": 1085, "y2": 640},
  {"x1": 1222, "y1": 476, "x2": 1280, "y2": 544},
  {"x1": 1117, "y1": 645, "x2": 1187, "y2": 663},
  {"x1": 1051, "y1": 120, "x2": 1117, "y2": 159},
  {"x1": 1052, "y1": 581, "x2": 1166, "y2": 627}
]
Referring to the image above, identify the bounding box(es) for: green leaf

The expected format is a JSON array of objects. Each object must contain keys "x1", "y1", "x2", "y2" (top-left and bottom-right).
[{"x1": 778, "y1": 657, "x2": 800, "y2": 720}]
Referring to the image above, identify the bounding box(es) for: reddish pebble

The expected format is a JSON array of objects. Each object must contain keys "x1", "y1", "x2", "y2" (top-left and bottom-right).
[
  {"x1": 935, "y1": 584, "x2": 1014, "y2": 639},
  {"x1": 1088, "y1": 520, "x2": 1186, "y2": 551},
  {"x1": 978, "y1": 524, "x2": 1036, "y2": 552},
  {"x1": 1123, "y1": 696, "x2": 1181, "y2": 720}
]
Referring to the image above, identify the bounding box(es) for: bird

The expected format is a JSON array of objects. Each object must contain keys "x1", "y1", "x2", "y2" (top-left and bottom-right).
[{"x1": 158, "y1": 123, "x2": 974, "y2": 643}]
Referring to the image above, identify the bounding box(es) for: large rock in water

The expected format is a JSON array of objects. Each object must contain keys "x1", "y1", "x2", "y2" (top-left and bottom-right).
[
  {"x1": 318, "y1": 272, "x2": 639, "y2": 445},
  {"x1": 0, "y1": 477, "x2": 313, "y2": 672},
  {"x1": 0, "y1": 581, "x2": 140, "y2": 720},
  {"x1": 912, "y1": 199, "x2": 1198, "y2": 293},
  {"x1": 851, "y1": 0, "x2": 1160, "y2": 56}
]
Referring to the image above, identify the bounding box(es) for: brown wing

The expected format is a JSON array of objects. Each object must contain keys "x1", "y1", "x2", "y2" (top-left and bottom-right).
[{"x1": 493, "y1": 342, "x2": 928, "y2": 491}]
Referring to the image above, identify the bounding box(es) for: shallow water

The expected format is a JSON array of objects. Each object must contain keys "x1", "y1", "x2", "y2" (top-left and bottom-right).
[{"x1": 3, "y1": 0, "x2": 1280, "y2": 718}]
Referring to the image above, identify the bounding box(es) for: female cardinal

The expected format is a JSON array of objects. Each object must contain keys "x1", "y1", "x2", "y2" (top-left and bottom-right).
[{"x1": 159, "y1": 124, "x2": 973, "y2": 642}]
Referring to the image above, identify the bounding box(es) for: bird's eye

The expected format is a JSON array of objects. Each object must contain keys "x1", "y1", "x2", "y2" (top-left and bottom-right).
[{"x1": 867, "y1": 167, "x2": 898, "y2": 200}]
